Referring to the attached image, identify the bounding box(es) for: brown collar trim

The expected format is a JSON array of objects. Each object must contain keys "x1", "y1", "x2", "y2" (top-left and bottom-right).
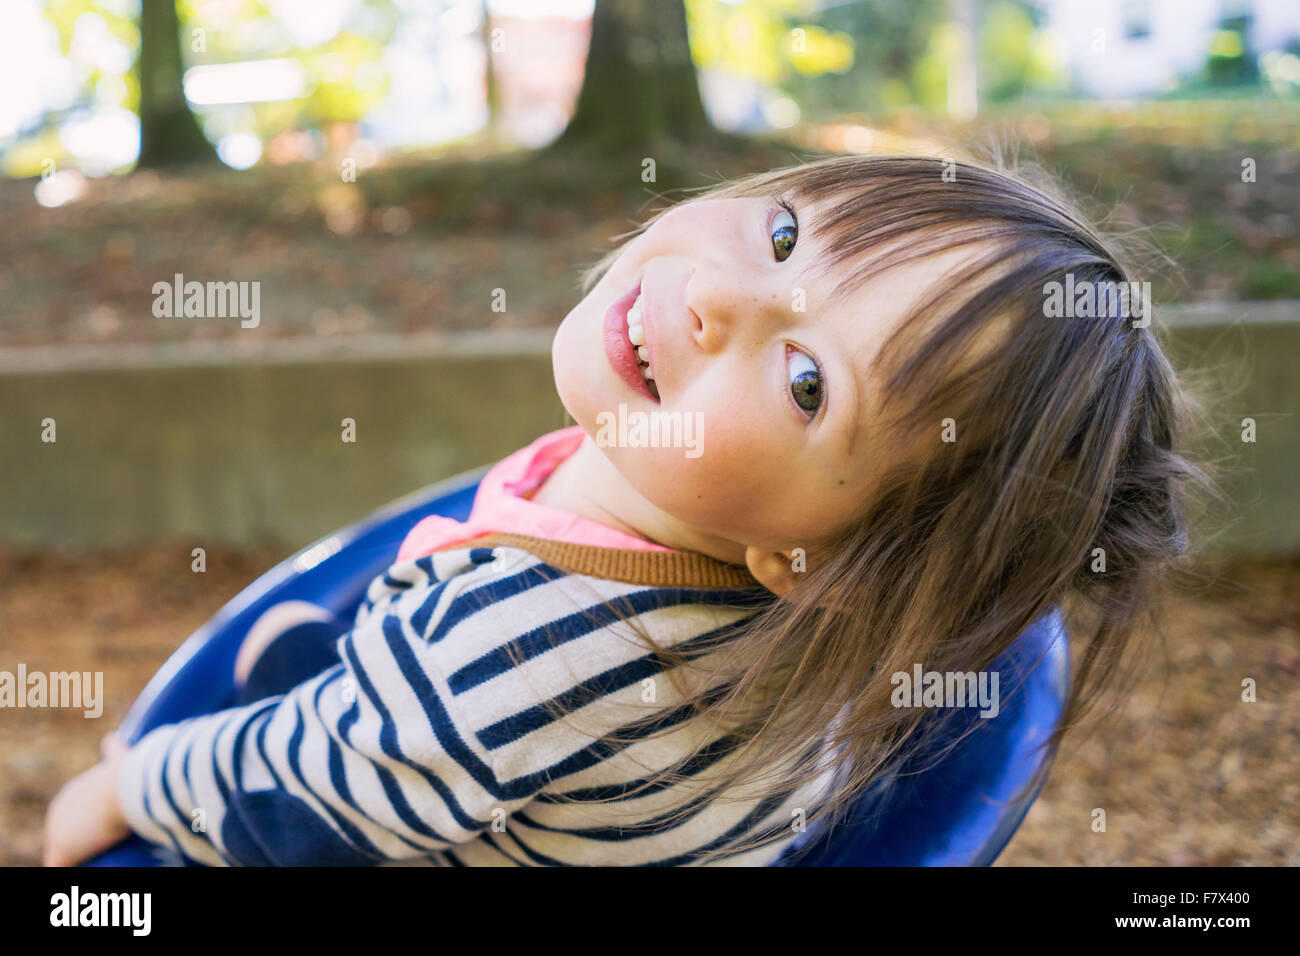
[{"x1": 444, "y1": 532, "x2": 766, "y2": 590}]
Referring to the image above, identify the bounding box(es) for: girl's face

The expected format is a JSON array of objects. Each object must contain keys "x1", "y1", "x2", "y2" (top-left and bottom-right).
[{"x1": 553, "y1": 194, "x2": 978, "y2": 558}]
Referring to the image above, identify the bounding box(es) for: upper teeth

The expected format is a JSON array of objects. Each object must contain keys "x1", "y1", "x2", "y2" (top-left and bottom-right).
[
  {"x1": 627, "y1": 297, "x2": 645, "y2": 345},
  {"x1": 626, "y1": 293, "x2": 657, "y2": 395}
]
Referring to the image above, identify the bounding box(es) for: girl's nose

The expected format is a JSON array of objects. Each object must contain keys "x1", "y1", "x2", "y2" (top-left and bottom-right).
[{"x1": 684, "y1": 263, "x2": 752, "y2": 354}]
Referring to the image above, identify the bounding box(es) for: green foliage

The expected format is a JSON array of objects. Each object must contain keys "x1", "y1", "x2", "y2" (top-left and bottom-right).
[
  {"x1": 17, "y1": 0, "x2": 399, "y2": 173},
  {"x1": 302, "y1": 33, "x2": 390, "y2": 125},
  {"x1": 978, "y1": 0, "x2": 1065, "y2": 103},
  {"x1": 687, "y1": 0, "x2": 837, "y2": 87},
  {"x1": 1241, "y1": 259, "x2": 1300, "y2": 299},
  {"x1": 1204, "y1": 19, "x2": 1259, "y2": 87},
  {"x1": 686, "y1": 0, "x2": 947, "y2": 121}
]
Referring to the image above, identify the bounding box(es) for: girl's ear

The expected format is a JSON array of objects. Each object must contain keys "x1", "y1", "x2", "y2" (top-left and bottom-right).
[{"x1": 743, "y1": 546, "x2": 807, "y2": 597}]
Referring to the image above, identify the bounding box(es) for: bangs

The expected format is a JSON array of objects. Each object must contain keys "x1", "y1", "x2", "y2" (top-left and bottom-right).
[{"x1": 734, "y1": 157, "x2": 1139, "y2": 421}]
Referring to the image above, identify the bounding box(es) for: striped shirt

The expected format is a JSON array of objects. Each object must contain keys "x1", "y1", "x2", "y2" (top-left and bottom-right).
[{"x1": 118, "y1": 534, "x2": 840, "y2": 866}]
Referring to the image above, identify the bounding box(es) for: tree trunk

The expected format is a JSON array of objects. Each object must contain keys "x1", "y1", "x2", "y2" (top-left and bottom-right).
[
  {"x1": 553, "y1": 0, "x2": 713, "y2": 153},
  {"x1": 137, "y1": 0, "x2": 217, "y2": 168},
  {"x1": 482, "y1": 5, "x2": 501, "y2": 148},
  {"x1": 946, "y1": 0, "x2": 978, "y2": 122}
]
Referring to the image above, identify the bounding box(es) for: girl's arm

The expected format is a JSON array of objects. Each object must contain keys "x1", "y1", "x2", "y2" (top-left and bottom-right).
[
  {"x1": 44, "y1": 737, "x2": 130, "y2": 866},
  {"x1": 106, "y1": 593, "x2": 550, "y2": 866},
  {"x1": 46, "y1": 547, "x2": 722, "y2": 867},
  {"x1": 72, "y1": 550, "x2": 555, "y2": 866}
]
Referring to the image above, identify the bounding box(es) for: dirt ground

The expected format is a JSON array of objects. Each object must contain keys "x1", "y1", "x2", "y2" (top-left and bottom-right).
[
  {"x1": 0, "y1": 544, "x2": 1296, "y2": 866},
  {"x1": 2, "y1": 112, "x2": 1296, "y2": 351}
]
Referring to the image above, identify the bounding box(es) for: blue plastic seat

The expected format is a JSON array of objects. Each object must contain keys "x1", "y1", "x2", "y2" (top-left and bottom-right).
[{"x1": 86, "y1": 468, "x2": 1070, "y2": 867}]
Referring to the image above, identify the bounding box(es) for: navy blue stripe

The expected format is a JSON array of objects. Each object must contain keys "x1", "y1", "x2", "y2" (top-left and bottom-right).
[
  {"x1": 309, "y1": 671, "x2": 431, "y2": 853},
  {"x1": 516, "y1": 736, "x2": 822, "y2": 846},
  {"x1": 475, "y1": 623, "x2": 746, "y2": 750},
  {"x1": 311, "y1": 671, "x2": 449, "y2": 854},
  {"x1": 513, "y1": 780, "x2": 721, "y2": 841},
  {"x1": 339, "y1": 721, "x2": 459, "y2": 846},
  {"x1": 475, "y1": 654, "x2": 668, "y2": 751},
  {"x1": 483, "y1": 829, "x2": 538, "y2": 866},
  {"x1": 139, "y1": 783, "x2": 193, "y2": 866},
  {"x1": 168, "y1": 734, "x2": 213, "y2": 862},
  {"x1": 448, "y1": 589, "x2": 669, "y2": 694},
  {"x1": 338, "y1": 617, "x2": 517, "y2": 838},
  {"x1": 535, "y1": 733, "x2": 744, "y2": 803},
  {"x1": 451, "y1": 589, "x2": 747, "y2": 696},
  {"x1": 155, "y1": 740, "x2": 188, "y2": 842},
  {"x1": 409, "y1": 576, "x2": 453, "y2": 639},
  {"x1": 486, "y1": 827, "x2": 570, "y2": 866},
  {"x1": 319, "y1": 674, "x2": 361, "y2": 815},
  {"x1": 427, "y1": 561, "x2": 561, "y2": 645},
  {"x1": 225, "y1": 705, "x2": 282, "y2": 865},
  {"x1": 254, "y1": 708, "x2": 286, "y2": 791},
  {"x1": 281, "y1": 694, "x2": 387, "y2": 861},
  {"x1": 206, "y1": 712, "x2": 249, "y2": 864},
  {"x1": 178, "y1": 735, "x2": 199, "y2": 826},
  {"x1": 382, "y1": 572, "x2": 411, "y2": 591},
  {"x1": 494, "y1": 683, "x2": 737, "y2": 797},
  {"x1": 641, "y1": 738, "x2": 827, "y2": 866},
  {"x1": 213, "y1": 709, "x2": 262, "y2": 804},
  {"x1": 342, "y1": 621, "x2": 483, "y2": 822}
]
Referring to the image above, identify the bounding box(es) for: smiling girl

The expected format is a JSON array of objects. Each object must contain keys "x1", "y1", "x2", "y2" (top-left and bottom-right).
[{"x1": 46, "y1": 154, "x2": 1199, "y2": 866}]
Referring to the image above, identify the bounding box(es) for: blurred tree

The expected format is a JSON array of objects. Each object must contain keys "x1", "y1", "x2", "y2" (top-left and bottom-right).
[
  {"x1": 689, "y1": 0, "x2": 943, "y2": 122},
  {"x1": 1205, "y1": 9, "x2": 1260, "y2": 87},
  {"x1": 553, "y1": 0, "x2": 713, "y2": 151},
  {"x1": 978, "y1": 0, "x2": 1064, "y2": 104},
  {"x1": 688, "y1": 0, "x2": 854, "y2": 119},
  {"x1": 137, "y1": 0, "x2": 215, "y2": 166}
]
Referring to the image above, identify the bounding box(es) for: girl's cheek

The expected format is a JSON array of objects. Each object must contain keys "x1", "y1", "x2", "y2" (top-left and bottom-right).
[{"x1": 657, "y1": 441, "x2": 781, "y2": 532}]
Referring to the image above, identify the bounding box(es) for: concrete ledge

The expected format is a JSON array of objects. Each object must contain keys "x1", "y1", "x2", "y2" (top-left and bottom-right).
[
  {"x1": 0, "y1": 329, "x2": 558, "y2": 374},
  {"x1": 1, "y1": 306, "x2": 1296, "y2": 556},
  {"x1": 1, "y1": 331, "x2": 567, "y2": 551}
]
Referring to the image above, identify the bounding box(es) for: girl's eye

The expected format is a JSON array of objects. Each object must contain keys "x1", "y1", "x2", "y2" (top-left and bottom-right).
[
  {"x1": 772, "y1": 206, "x2": 797, "y2": 262},
  {"x1": 786, "y1": 347, "x2": 823, "y2": 416}
]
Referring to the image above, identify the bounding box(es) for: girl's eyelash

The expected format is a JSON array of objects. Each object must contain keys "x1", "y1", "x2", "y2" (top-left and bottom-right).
[
  {"x1": 771, "y1": 196, "x2": 798, "y2": 233},
  {"x1": 784, "y1": 344, "x2": 826, "y2": 424},
  {"x1": 769, "y1": 195, "x2": 798, "y2": 263}
]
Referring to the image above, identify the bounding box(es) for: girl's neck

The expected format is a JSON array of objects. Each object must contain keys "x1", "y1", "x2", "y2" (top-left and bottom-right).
[{"x1": 528, "y1": 435, "x2": 747, "y2": 566}]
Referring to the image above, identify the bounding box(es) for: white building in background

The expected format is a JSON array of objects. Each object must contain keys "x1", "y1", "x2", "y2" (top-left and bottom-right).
[{"x1": 1037, "y1": 0, "x2": 1300, "y2": 97}]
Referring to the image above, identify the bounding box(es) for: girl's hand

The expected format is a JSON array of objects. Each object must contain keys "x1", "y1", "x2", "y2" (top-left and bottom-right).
[{"x1": 44, "y1": 746, "x2": 131, "y2": 867}]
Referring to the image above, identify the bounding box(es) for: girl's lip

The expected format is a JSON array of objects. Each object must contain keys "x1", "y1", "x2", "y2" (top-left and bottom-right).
[{"x1": 602, "y1": 280, "x2": 660, "y2": 403}]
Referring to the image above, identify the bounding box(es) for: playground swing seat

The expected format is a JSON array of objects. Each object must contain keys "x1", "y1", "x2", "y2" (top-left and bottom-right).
[{"x1": 85, "y1": 467, "x2": 1070, "y2": 867}]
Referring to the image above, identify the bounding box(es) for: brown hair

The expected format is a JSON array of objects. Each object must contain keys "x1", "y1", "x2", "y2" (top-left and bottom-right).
[{"x1": 548, "y1": 154, "x2": 1204, "y2": 863}]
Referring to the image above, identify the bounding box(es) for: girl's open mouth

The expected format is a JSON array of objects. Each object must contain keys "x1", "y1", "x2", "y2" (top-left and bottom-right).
[{"x1": 602, "y1": 281, "x2": 660, "y2": 403}]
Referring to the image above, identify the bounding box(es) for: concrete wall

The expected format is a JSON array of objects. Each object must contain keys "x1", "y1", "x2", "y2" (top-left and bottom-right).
[
  {"x1": 1, "y1": 306, "x2": 1296, "y2": 557},
  {"x1": 1159, "y1": 302, "x2": 1300, "y2": 558},
  {"x1": 0, "y1": 331, "x2": 566, "y2": 551}
]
